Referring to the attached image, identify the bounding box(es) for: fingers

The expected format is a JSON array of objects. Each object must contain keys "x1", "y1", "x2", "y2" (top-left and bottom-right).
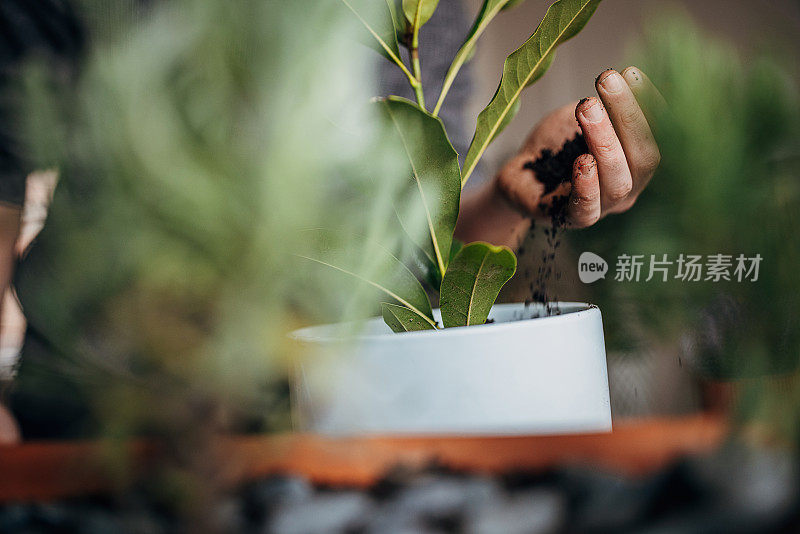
[
  {"x1": 622, "y1": 66, "x2": 668, "y2": 134},
  {"x1": 595, "y1": 68, "x2": 660, "y2": 196},
  {"x1": 495, "y1": 68, "x2": 664, "y2": 230},
  {"x1": 567, "y1": 153, "x2": 600, "y2": 228},
  {"x1": 575, "y1": 97, "x2": 632, "y2": 212}
]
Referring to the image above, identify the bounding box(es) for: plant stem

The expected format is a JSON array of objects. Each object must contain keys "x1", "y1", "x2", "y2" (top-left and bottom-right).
[
  {"x1": 431, "y1": 77, "x2": 450, "y2": 117},
  {"x1": 432, "y1": 43, "x2": 469, "y2": 117},
  {"x1": 340, "y1": 0, "x2": 420, "y2": 90},
  {"x1": 411, "y1": 53, "x2": 425, "y2": 108},
  {"x1": 432, "y1": 38, "x2": 476, "y2": 117},
  {"x1": 398, "y1": 58, "x2": 421, "y2": 95},
  {"x1": 434, "y1": 1, "x2": 511, "y2": 117},
  {"x1": 410, "y1": 5, "x2": 425, "y2": 109}
]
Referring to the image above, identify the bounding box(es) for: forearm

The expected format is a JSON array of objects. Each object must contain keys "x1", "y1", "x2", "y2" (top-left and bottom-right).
[
  {"x1": 454, "y1": 179, "x2": 531, "y2": 250},
  {"x1": 0, "y1": 204, "x2": 20, "y2": 444},
  {"x1": 0, "y1": 204, "x2": 20, "y2": 308}
]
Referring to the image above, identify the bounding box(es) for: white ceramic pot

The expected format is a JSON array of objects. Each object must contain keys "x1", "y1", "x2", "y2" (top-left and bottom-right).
[{"x1": 290, "y1": 302, "x2": 611, "y2": 435}]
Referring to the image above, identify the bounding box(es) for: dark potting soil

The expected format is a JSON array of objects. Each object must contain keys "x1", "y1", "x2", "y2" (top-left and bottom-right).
[
  {"x1": 523, "y1": 133, "x2": 589, "y2": 196},
  {"x1": 521, "y1": 134, "x2": 589, "y2": 316}
]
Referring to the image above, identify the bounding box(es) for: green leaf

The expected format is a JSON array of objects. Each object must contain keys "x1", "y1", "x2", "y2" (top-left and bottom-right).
[
  {"x1": 386, "y1": 0, "x2": 407, "y2": 41},
  {"x1": 342, "y1": 0, "x2": 400, "y2": 62},
  {"x1": 494, "y1": 97, "x2": 523, "y2": 143},
  {"x1": 440, "y1": 242, "x2": 517, "y2": 328},
  {"x1": 448, "y1": 237, "x2": 464, "y2": 263},
  {"x1": 382, "y1": 302, "x2": 437, "y2": 332},
  {"x1": 413, "y1": 236, "x2": 463, "y2": 293},
  {"x1": 462, "y1": 0, "x2": 602, "y2": 184},
  {"x1": 502, "y1": 0, "x2": 528, "y2": 9},
  {"x1": 298, "y1": 229, "x2": 436, "y2": 328},
  {"x1": 433, "y1": 0, "x2": 515, "y2": 116},
  {"x1": 377, "y1": 96, "x2": 461, "y2": 278},
  {"x1": 402, "y1": 0, "x2": 440, "y2": 27}
]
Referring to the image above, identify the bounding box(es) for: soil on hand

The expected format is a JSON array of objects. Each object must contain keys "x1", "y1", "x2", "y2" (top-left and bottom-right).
[{"x1": 523, "y1": 133, "x2": 588, "y2": 196}]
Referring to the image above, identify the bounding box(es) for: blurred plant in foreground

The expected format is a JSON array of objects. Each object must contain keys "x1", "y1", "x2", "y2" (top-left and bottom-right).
[{"x1": 12, "y1": 0, "x2": 410, "y2": 441}]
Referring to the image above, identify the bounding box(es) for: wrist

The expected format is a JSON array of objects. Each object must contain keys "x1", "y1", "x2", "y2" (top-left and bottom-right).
[{"x1": 455, "y1": 177, "x2": 532, "y2": 250}]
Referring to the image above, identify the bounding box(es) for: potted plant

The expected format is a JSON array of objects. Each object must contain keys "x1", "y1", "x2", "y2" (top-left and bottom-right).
[
  {"x1": 294, "y1": 0, "x2": 611, "y2": 435},
  {"x1": 1, "y1": 1, "x2": 769, "y2": 523}
]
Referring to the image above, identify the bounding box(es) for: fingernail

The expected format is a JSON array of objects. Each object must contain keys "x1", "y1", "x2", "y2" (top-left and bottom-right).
[
  {"x1": 622, "y1": 67, "x2": 641, "y2": 86},
  {"x1": 576, "y1": 157, "x2": 594, "y2": 175},
  {"x1": 600, "y1": 71, "x2": 624, "y2": 94},
  {"x1": 580, "y1": 99, "x2": 603, "y2": 123}
]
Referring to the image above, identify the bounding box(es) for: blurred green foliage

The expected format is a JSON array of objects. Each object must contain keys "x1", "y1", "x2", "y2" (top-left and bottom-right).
[
  {"x1": 574, "y1": 11, "x2": 800, "y2": 380},
  {"x1": 13, "y1": 0, "x2": 411, "y2": 438}
]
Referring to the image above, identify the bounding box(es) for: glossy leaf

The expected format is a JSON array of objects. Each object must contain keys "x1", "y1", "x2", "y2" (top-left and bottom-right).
[
  {"x1": 342, "y1": 0, "x2": 400, "y2": 62},
  {"x1": 462, "y1": 0, "x2": 601, "y2": 184},
  {"x1": 416, "y1": 236, "x2": 464, "y2": 293},
  {"x1": 377, "y1": 97, "x2": 461, "y2": 278},
  {"x1": 386, "y1": 0, "x2": 406, "y2": 40},
  {"x1": 440, "y1": 242, "x2": 517, "y2": 327},
  {"x1": 448, "y1": 237, "x2": 464, "y2": 263},
  {"x1": 382, "y1": 302, "x2": 436, "y2": 332},
  {"x1": 402, "y1": 0, "x2": 440, "y2": 27},
  {"x1": 298, "y1": 230, "x2": 436, "y2": 328}
]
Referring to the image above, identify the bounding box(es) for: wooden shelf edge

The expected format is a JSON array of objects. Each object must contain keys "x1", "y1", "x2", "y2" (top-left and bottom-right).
[{"x1": 0, "y1": 414, "x2": 727, "y2": 503}]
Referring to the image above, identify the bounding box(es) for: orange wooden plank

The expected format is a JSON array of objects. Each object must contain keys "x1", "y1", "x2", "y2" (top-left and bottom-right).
[
  {"x1": 222, "y1": 414, "x2": 727, "y2": 486},
  {"x1": 0, "y1": 440, "x2": 158, "y2": 502},
  {"x1": 0, "y1": 415, "x2": 727, "y2": 503}
]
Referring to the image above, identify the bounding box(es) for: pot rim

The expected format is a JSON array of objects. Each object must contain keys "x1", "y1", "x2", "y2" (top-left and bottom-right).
[{"x1": 291, "y1": 301, "x2": 599, "y2": 343}]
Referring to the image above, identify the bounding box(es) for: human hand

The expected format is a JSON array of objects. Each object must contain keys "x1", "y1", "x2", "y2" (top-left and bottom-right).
[{"x1": 495, "y1": 66, "x2": 665, "y2": 228}]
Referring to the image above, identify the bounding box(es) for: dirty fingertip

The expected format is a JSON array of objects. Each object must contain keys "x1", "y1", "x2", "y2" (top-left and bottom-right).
[
  {"x1": 594, "y1": 68, "x2": 617, "y2": 86},
  {"x1": 622, "y1": 66, "x2": 643, "y2": 86},
  {"x1": 575, "y1": 97, "x2": 604, "y2": 124},
  {"x1": 573, "y1": 153, "x2": 597, "y2": 178}
]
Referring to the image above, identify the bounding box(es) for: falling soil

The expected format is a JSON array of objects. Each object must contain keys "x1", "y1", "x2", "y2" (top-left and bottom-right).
[{"x1": 522, "y1": 134, "x2": 589, "y2": 317}]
